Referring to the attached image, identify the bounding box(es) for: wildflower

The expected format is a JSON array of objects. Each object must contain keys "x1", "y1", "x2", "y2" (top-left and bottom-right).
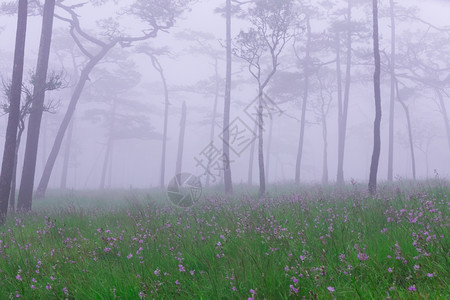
[
  {"x1": 189, "y1": 270, "x2": 195, "y2": 276},
  {"x1": 15, "y1": 275, "x2": 22, "y2": 281},
  {"x1": 50, "y1": 276, "x2": 56, "y2": 281},
  {"x1": 250, "y1": 289, "x2": 256, "y2": 295},
  {"x1": 299, "y1": 255, "x2": 305, "y2": 261},
  {"x1": 427, "y1": 273, "x2": 434, "y2": 277},
  {"x1": 408, "y1": 285, "x2": 416, "y2": 291},
  {"x1": 46, "y1": 284, "x2": 51, "y2": 290},
  {"x1": 62, "y1": 287, "x2": 68, "y2": 294},
  {"x1": 30, "y1": 285, "x2": 36, "y2": 290},
  {"x1": 414, "y1": 265, "x2": 420, "y2": 270},
  {"x1": 289, "y1": 284, "x2": 299, "y2": 294},
  {"x1": 175, "y1": 280, "x2": 180, "y2": 285},
  {"x1": 388, "y1": 267, "x2": 393, "y2": 273},
  {"x1": 127, "y1": 253, "x2": 133, "y2": 259},
  {"x1": 327, "y1": 286, "x2": 335, "y2": 293}
]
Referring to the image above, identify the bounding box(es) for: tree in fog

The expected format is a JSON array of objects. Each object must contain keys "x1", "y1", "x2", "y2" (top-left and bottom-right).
[
  {"x1": 233, "y1": 0, "x2": 295, "y2": 197},
  {"x1": 137, "y1": 45, "x2": 172, "y2": 189},
  {"x1": 0, "y1": 0, "x2": 27, "y2": 223},
  {"x1": 175, "y1": 101, "x2": 187, "y2": 176},
  {"x1": 36, "y1": 0, "x2": 193, "y2": 199},
  {"x1": 368, "y1": 0, "x2": 381, "y2": 195},
  {"x1": 16, "y1": 0, "x2": 56, "y2": 212},
  {"x1": 1, "y1": 73, "x2": 61, "y2": 211}
]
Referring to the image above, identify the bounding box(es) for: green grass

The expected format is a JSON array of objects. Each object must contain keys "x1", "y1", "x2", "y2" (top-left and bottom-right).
[{"x1": 0, "y1": 180, "x2": 448, "y2": 299}]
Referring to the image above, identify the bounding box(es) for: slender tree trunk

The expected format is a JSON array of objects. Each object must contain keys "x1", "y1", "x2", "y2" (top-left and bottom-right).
[
  {"x1": 0, "y1": 0, "x2": 28, "y2": 224},
  {"x1": 335, "y1": 32, "x2": 344, "y2": 184},
  {"x1": 265, "y1": 117, "x2": 273, "y2": 183},
  {"x1": 17, "y1": 0, "x2": 55, "y2": 211},
  {"x1": 100, "y1": 96, "x2": 117, "y2": 189},
  {"x1": 322, "y1": 114, "x2": 329, "y2": 185},
  {"x1": 387, "y1": 0, "x2": 396, "y2": 182},
  {"x1": 100, "y1": 140, "x2": 112, "y2": 189},
  {"x1": 257, "y1": 90, "x2": 265, "y2": 197},
  {"x1": 223, "y1": 0, "x2": 233, "y2": 194},
  {"x1": 294, "y1": 16, "x2": 311, "y2": 185},
  {"x1": 395, "y1": 79, "x2": 416, "y2": 180},
  {"x1": 206, "y1": 59, "x2": 220, "y2": 187},
  {"x1": 436, "y1": 90, "x2": 450, "y2": 154},
  {"x1": 247, "y1": 121, "x2": 257, "y2": 185},
  {"x1": 60, "y1": 118, "x2": 74, "y2": 189},
  {"x1": 337, "y1": 0, "x2": 353, "y2": 185},
  {"x1": 9, "y1": 121, "x2": 25, "y2": 212},
  {"x1": 35, "y1": 43, "x2": 116, "y2": 198},
  {"x1": 175, "y1": 101, "x2": 187, "y2": 176},
  {"x1": 368, "y1": 0, "x2": 382, "y2": 195}
]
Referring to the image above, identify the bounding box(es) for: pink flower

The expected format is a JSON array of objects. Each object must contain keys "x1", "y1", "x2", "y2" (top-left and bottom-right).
[
  {"x1": 327, "y1": 286, "x2": 335, "y2": 292},
  {"x1": 127, "y1": 254, "x2": 133, "y2": 259},
  {"x1": 16, "y1": 275, "x2": 22, "y2": 281},
  {"x1": 249, "y1": 289, "x2": 256, "y2": 295},
  {"x1": 175, "y1": 280, "x2": 180, "y2": 285},
  {"x1": 388, "y1": 267, "x2": 393, "y2": 273},
  {"x1": 427, "y1": 273, "x2": 434, "y2": 277},
  {"x1": 408, "y1": 285, "x2": 416, "y2": 291}
]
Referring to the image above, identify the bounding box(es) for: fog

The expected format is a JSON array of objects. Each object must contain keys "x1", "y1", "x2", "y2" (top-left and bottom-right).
[{"x1": 0, "y1": 0, "x2": 449, "y2": 191}]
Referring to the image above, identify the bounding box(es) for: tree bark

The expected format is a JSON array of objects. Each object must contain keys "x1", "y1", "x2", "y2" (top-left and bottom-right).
[
  {"x1": 35, "y1": 43, "x2": 116, "y2": 198},
  {"x1": 175, "y1": 101, "x2": 187, "y2": 176},
  {"x1": 222, "y1": 0, "x2": 233, "y2": 194},
  {"x1": 436, "y1": 89, "x2": 450, "y2": 154},
  {"x1": 294, "y1": 15, "x2": 311, "y2": 185},
  {"x1": 0, "y1": 0, "x2": 28, "y2": 223},
  {"x1": 387, "y1": 0, "x2": 396, "y2": 182},
  {"x1": 17, "y1": 0, "x2": 55, "y2": 211},
  {"x1": 337, "y1": 0, "x2": 353, "y2": 185},
  {"x1": 368, "y1": 0, "x2": 382, "y2": 195}
]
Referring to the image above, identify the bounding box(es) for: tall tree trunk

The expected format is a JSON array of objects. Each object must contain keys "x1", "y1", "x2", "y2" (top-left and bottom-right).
[
  {"x1": 0, "y1": 0, "x2": 28, "y2": 223},
  {"x1": 206, "y1": 59, "x2": 220, "y2": 187},
  {"x1": 222, "y1": 0, "x2": 233, "y2": 194},
  {"x1": 436, "y1": 90, "x2": 450, "y2": 154},
  {"x1": 322, "y1": 114, "x2": 329, "y2": 185},
  {"x1": 265, "y1": 117, "x2": 273, "y2": 183},
  {"x1": 368, "y1": 0, "x2": 382, "y2": 195},
  {"x1": 17, "y1": 0, "x2": 55, "y2": 211},
  {"x1": 257, "y1": 90, "x2": 266, "y2": 197},
  {"x1": 100, "y1": 140, "x2": 112, "y2": 189},
  {"x1": 294, "y1": 15, "x2": 311, "y2": 185},
  {"x1": 337, "y1": 0, "x2": 353, "y2": 185},
  {"x1": 60, "y1": 118, "x2": 74, "y2": 189},
  {"x1": 175, "y1": 101, "x2": 187, "y2": 176},
  {"x1": 395, "y1": 79, "x2": 416, "y2": 180},
  {"x1": 35, "y1": 43, "x2": 116, "y2": 198},
  {"x1": 100, "y1": 96, "x2": 117, "y2": 189},
  {"x1": 387, "y1": 0, "x2": 396, "y2": 182}
]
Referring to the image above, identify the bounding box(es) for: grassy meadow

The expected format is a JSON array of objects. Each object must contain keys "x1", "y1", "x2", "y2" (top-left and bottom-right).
[{"x1": 0, "y1": 180, "x2": 448, "y2": 299}]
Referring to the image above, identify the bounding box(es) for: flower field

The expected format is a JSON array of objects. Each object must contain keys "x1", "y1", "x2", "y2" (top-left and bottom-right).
[{"x1": 0, "y1": 182, "x2": 448, "y2": 299}]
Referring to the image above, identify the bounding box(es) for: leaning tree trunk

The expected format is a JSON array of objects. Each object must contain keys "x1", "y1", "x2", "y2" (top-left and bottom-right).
[
  {"x1": 222, "y1": 0, "x2": 233, "y2": 194},
  {"x1": 387, "y1": 0, "x2": 396, "y2": 182},
  {"x1": 294, "y1": 15, "x2": 311, "y2": 185},
  {"x1": 337, "y1": 0, "x2": 353, "y2": 185},
  {"x1": 35, "y1": 43, "x2": 116, "y2": 198},
  {"x1": 175, "y1": 101, "x2": 187, "y2": 176},
  {"x1": 17, "y1": 0, "x2": 56, "y2": 212},
  {"x1": 368, "y1": 0, "x2": 382, "y2": 195},
  {"x1": 0, "y1": 0, "x2": 28, "y2": 224},
  {"x1": 60, "y1": 118, "x2": 74, "y2": 189}
]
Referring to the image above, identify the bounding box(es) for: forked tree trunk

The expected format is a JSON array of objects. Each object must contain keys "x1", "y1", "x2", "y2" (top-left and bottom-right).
[
  {"x1": 175, "y1": 102, "x2": 187, "y2": 176},
  {"x1": 368, "y1": 0, "x2": 382, "y2": 195},
  {"x1": 17, "y1": 0, "x2": 56, "y2": 211},
  {"x1": 387, "y1": 0, "x2": 396, "y2": 182},
  {"x1": 223, "y1": 0, "x2": 233, "y2": 194},
  {"x1": 0, "y1": 0, "x2": 28, "y2": 223}
]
